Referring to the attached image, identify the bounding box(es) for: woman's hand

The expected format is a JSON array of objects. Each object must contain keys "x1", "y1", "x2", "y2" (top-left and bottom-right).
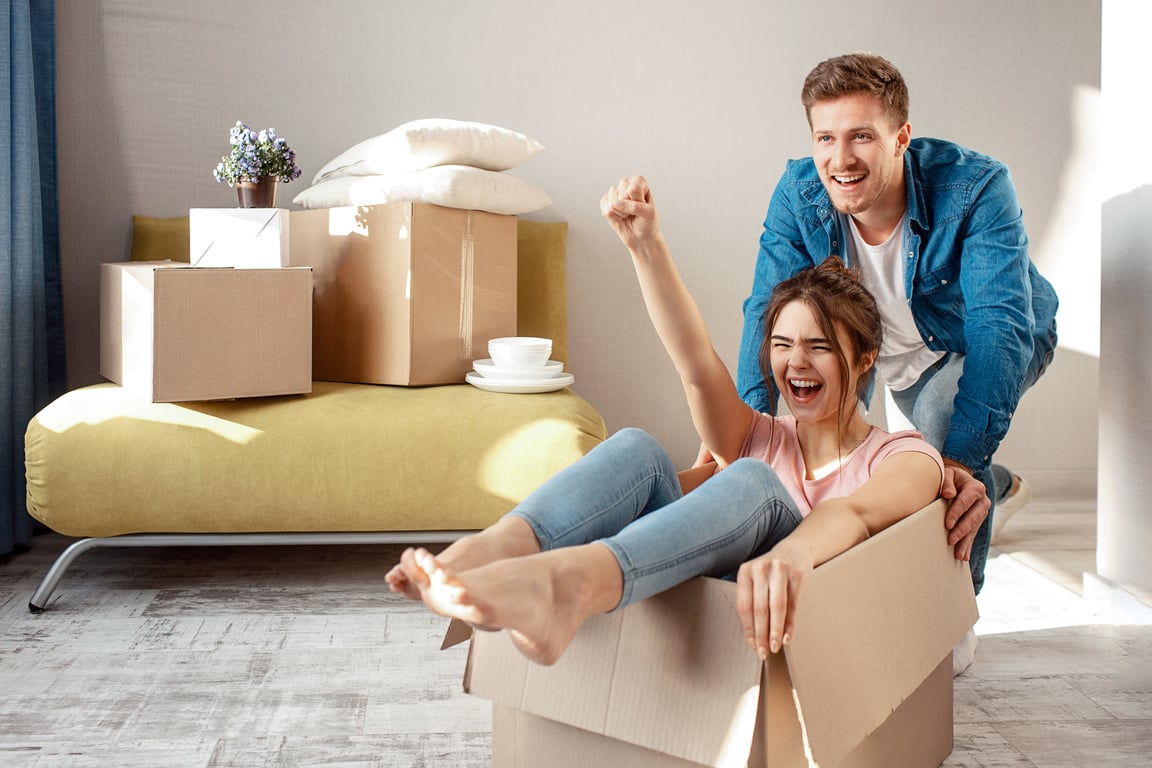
[
  {"x1": 600, "y1": 175, "x2": 660, "y2": 251},
  {"x1": 735, "y1": 540, "x2": 814, "y2": 659}
]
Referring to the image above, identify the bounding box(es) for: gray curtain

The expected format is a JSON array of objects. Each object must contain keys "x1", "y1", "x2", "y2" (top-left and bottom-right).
[{"x1": 2, "y1": 0, "x2": 67, "y2": 557}]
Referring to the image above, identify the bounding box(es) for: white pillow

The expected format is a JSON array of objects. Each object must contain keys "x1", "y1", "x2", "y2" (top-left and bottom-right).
[
  {"x1": 291, "y1": 165, "x2": 553, "y2": 216},
  {"x1": 312, "y1": 118, "x2": 545, "y2": 184}
]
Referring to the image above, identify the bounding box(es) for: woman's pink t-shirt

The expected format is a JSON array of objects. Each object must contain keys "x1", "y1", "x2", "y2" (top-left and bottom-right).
[{"x1": 730, "y1": 413, "x2": 944, "y2": 517}]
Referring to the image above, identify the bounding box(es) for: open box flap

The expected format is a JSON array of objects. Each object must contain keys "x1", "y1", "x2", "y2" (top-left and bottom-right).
[
  {"x1": 783, "y1": 500, "x2": 978, "y2": 767},
  {"x1": 466, "y1": 577, "x2": 766, "y2": 767},
  {"x1": 442, "y1": 617, "x2": 473, "y2": 650}
]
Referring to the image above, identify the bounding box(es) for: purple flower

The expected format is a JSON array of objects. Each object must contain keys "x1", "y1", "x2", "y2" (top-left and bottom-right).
[{"x1": 213, "y1": 120, "x2": 302, "y2": 186}]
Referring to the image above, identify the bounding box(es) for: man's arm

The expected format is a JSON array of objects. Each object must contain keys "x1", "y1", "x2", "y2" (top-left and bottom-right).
[
  {"x1": 736, "y1": 167, "x2": 823, "y2": 413},
  {"x1": 939, "y1": 164, "x2": 1036, "y2": 472},
  {"x1": 914, "y1": 162, "x2": 1030, "y2": 560}
]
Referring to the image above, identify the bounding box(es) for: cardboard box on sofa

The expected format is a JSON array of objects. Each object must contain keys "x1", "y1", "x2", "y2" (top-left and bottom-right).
[
  {"x1": 189, "y1": 208, "x2": 290, "y2": 268},
  {"x1": 100, "y1": 261, "x2": 313, "y2": 403},
  {"x1": 461, "y1": 501, "x2": 978, "y2": 768},
  {"x1": 288, "y1": 203, "x2": 517, "y2": 386}
]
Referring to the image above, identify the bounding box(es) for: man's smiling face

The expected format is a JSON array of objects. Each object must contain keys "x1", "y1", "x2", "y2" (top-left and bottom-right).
[{"x1": 810, "y1": 92, "x2": 910, "y2": 219}]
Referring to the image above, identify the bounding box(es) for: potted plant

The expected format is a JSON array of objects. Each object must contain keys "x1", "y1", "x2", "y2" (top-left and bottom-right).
[{"x1": 212, "y1": 121, "x2": 302, "y2": 208}]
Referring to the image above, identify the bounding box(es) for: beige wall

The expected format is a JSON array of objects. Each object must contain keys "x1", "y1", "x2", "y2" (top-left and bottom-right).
[{"x1": 56, "y1": 0, "x2": 1102, "y2": 496}]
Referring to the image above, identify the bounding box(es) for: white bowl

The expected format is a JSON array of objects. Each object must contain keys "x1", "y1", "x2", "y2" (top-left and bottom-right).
[
  {"x1": 488, "y1": 337, "x2": 552, "y2": 369},
  {"x1": 473, "y1": 358, "x2": 564, "y2": 380}
]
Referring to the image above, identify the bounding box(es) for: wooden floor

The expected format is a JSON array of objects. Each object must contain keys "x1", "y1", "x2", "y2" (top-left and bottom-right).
[
  {"x1": 0, "y1": 497, "x2": 1149, "y2": 767},
  {"x1": 954, "y1": 498, "x2": 1152, "y2": 767}
]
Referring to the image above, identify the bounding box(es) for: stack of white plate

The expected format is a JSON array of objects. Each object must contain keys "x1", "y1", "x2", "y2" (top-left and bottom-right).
[{"x1": 465, "y1": 358, "x2": 575, "y2": 394}]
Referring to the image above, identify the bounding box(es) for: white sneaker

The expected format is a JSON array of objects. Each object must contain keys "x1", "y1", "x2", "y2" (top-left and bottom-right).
[
  {"x1": 991, "y1": 474, "x2": 1032, "y2": 542},
  {"x1": 952, "y1": 627, "x2": 978, "y2": 677}
]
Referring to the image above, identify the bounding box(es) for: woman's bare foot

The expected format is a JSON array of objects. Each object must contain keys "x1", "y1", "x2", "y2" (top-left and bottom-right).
[
  {"x1": 385, "y1": 563, "x2": 422, "y2": 600},
  {"x1": 399, "y1": 544, "x2": 622, "y2": 665},
  {"x1": 385, "y1": 516, "x2": 541, "y2": 600}
]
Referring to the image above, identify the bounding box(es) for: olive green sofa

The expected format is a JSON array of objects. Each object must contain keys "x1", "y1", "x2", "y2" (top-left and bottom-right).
[{"x1": 24, "y1": 219, "x2": 606, "y2": 611}]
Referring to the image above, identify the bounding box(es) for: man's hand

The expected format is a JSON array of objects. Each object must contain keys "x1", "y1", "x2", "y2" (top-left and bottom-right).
[{"x1": 940, "y1": 460, "x2": 990, "y2": 561}]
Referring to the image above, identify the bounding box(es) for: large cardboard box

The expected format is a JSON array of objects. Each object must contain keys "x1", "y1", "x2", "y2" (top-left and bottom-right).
[
  {"x1": 189, "y1": 208, "x2": 290, "y2": 268},
  {"x1": 100, "y1": 261, "x2": 313, "y2": 402},
  {"x1": 463, "y1": 501, "x2": 977, "y2": 767},
  {"x1": 288, "y1": 203, "x2": 517, "y2": 386}
]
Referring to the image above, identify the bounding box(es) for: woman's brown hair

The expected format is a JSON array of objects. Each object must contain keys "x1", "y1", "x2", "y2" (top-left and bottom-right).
[{"x1": 757, "y1": 256, "x2": 883, "y2": 427}]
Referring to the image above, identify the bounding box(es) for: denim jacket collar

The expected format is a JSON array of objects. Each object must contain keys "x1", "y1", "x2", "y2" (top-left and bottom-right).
[{"x1": 793, "y1": 151, "x2": 931, "y2": 256}]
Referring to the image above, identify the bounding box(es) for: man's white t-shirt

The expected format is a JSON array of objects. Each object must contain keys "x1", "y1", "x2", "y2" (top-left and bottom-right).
[{"x1": 843, "y1": 213, "x2": 944, "y2": 391}]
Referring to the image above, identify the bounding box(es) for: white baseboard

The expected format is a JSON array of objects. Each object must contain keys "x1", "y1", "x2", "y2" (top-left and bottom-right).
[
  {"x1": 1019, "y1": 469, "x2": 1096, "y2": 502},
  {"x1": 1083, "y1": 572, "x2": 1152, "y2": 624}
]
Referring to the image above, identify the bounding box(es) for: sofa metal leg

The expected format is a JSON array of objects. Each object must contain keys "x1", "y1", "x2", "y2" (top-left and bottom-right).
[
  {"x1": 28, "y1": 530, "x2": 471, "y2": 613},
  {"x1": 29, "y1": 536, "x2": 105, "y2": 613}
]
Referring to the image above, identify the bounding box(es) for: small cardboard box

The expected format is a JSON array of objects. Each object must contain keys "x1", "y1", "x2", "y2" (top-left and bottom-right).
[
  {"x1": 288, "y1": 203, "x2": 517, "y2": 386},
  {"x1": 462, "y1": 501, "x2": 977, "y2": 768},
  {"x1": 189, "y1": 208, "x2": 290, "y2": 268},
  {"x1": 100, "y1": 261, "x2": 313, "y2": 402}
]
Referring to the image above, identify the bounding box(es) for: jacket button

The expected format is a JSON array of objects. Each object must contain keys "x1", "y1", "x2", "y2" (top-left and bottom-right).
[{"x1": 941, "y1": 279, "x2": 949, "y2": 285}]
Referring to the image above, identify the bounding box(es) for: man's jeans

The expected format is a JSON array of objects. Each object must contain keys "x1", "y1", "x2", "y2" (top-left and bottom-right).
[
  {"x1": 508, "y1": 428, "x2": 802, "y2": 610},
  {"x1": 890, "y1": 350, "x2": 1047, "y2": 595}
]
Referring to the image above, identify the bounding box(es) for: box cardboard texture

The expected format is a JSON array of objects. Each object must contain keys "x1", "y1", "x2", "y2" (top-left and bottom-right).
[
  {"x1": 100, "y1": 261, "x2": 313, "y2": 402},
  {"x1": 189, "y1": 208, "x2": 290, "y2": 268},
  {"x1": 289, "y1": 203, "x2": 517, "y2": 386},
  {"x1": 462, "y1": 501, "x2": 978, "y2": 768}
]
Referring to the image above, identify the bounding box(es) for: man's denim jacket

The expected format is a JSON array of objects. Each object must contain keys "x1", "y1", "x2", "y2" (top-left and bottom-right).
[{"x1": 736, "y1": 137, "x2": 1058, "y2": 472}]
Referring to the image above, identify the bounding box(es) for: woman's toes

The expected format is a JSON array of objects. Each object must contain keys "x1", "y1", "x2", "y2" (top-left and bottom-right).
[{"x1": 414, "y1": 548, "x2": 445, "y2": 580}]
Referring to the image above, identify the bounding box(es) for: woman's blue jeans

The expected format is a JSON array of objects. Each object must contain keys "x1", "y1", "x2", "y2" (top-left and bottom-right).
[{"x1": 507, "y1": 428, "x2": 802, "y2": 610}]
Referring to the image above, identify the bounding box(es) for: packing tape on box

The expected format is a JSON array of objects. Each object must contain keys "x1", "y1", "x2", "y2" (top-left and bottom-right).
[{"x1": 458, "y1": 211, "x2": 475, "y2": 359}]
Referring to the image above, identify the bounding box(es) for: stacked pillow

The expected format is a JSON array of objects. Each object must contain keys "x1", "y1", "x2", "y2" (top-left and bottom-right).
[{"x1": 292, "y1": 118, "x2": 552, "y2": 216}]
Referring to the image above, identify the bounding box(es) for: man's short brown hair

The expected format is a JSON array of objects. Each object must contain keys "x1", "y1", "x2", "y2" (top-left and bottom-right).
[{"x1": 801, "y1": 52, "x2": 909, "y2": 128}]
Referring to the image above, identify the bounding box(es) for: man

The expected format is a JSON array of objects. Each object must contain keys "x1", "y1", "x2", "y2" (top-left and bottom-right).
[{"x1": 735, "y1": 53, "x2": 1058, "y2": 671}]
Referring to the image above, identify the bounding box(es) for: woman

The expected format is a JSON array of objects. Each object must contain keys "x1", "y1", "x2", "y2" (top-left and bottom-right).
[{"x1": 387, "y1": 176, "x2": 943, "y2": 666}]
